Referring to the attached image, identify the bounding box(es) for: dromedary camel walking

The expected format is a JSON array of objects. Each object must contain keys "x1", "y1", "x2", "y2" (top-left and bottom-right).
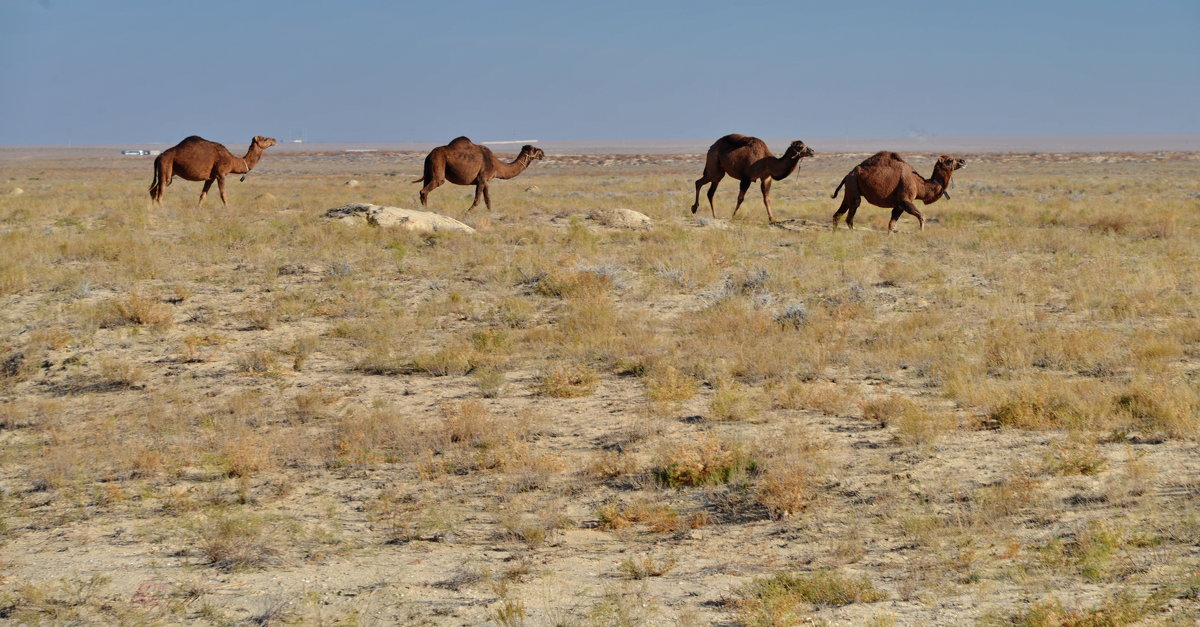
[
  {"x1": 413, "y1": 137, "x2": 544, "y2": 211},
  {"x1": 149, "y1": 136, "x2": 276, "y2": 208},
  {"x1": 831, "y1": 152, "x2": 966, "y2": 233},
  {"x1": 690, "y1": 134, "x2": 815, "y2": 223}
]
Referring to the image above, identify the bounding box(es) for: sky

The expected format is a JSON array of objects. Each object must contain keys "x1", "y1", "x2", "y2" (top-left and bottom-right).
[{"x1": 1, "y1": 0, "x2": 1198, "y2": 145}]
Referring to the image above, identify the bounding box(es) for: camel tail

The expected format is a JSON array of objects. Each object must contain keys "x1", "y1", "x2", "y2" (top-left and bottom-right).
[
  {"x1": 148, "y1": 155, "x2": 163, "y2": 200},
  {"x1": 412, "y1": 154, "x2": 435, "y2": 184},
  {"x1": 831, "y1": 177, "x2": 846, "y2": 199}
]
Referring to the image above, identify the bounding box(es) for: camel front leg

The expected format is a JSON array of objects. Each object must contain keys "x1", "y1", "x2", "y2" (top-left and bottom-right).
[
  {"x1": 730, "y1": 179, "x2": 751, "y2": 218},
  {"x1": 481, "y1": 183, "x2": 492, "y2": 211},
  {"x1": 198, "y1": 179, "x2": 214, "y2": 209},
  {"x1": 467, "y1": 182, "x2": 484, "y2": 212},
  {"x1": 760, "y1": 179, "x2": 776, "y2": 223},
  {"x1": 899, "y1": 201, "x2": 925, "y2": 231}
]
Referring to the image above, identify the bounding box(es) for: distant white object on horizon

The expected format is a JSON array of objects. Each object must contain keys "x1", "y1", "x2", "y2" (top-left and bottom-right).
[
  {"x1": 481, "y1": 139, "x2": 539, "y2": 145},
  {"x1": 292, "y1": 139, "x2": 303, "y2": 143}
]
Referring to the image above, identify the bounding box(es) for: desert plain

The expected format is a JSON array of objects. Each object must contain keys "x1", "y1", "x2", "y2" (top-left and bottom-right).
[{"x1": 0, "y1": 141, "x2": 1198, "y2": 625}]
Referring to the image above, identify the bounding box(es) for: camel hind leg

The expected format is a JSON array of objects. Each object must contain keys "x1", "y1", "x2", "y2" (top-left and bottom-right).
[
  {"x1": 150, "y1": 156, "x2": 172, "y2": 203},
  {"x1": 418, "y1": 177, "x2": 443, "y2": 209},
  {"x1": 692, "y1": 150, "x2": 725, "y2": 217},
  {"x1": 704, "y1": 175, "x2": 724, "y2": 218},
  {"x1": 831, "y1": 177, "x2": 862, "y2": 230},
  {"x1": 416, "y1": 152, "x2": 446, "y2": 209},
  {"x1": 691, "y1": 177, "x2": 708, "y2": 214},
  {"x1": 692, "y1": 171, "x2": 724, "y2": 218},
  {"x1": 888, "y1": 207, "x2": 904, "y2": 234}
]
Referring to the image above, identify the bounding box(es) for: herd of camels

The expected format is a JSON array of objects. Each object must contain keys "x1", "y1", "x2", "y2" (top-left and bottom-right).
[{"x1": 148, "y1": 134, "x2": 967, "y2": 232}]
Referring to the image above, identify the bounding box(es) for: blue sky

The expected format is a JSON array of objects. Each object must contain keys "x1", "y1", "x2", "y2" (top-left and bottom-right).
[{"x1": 1, "y1": 0, "x2": 1197, "y2": 145}]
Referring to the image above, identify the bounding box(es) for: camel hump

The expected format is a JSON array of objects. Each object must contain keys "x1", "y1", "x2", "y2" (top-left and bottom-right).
[
  {"x1": 711, "y1": 134, "x2": 763, "y2": 153},
  {"x1": 447, "y1": 136, "x2": 474, "y2": 148},
  {"x1": 859, "y1": 151, "x2": 907, "y2": 167},
  {"x1": 181, "y1": 135, "x2": 208, "y2": 144},
  {"x1": 719, "y1": 134, "x2": 758, "y2": 147}
]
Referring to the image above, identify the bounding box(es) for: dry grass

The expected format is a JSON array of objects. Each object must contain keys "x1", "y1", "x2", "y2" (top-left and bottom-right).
[
  {"x1": 533, "y1": 362, "x2": 599, "y2": 398},
  {"x1": 735, "y1": 570, "x2": 887, "y2": 625},
  {"x1": 652, "y1": 434, "x2": 756, "y2": 488},
  {"x1": 0, "y1": 150, "x2": 1198, "y2": 624}
]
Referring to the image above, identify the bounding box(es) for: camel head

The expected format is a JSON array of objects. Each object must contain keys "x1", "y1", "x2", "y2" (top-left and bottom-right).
[
  {"x1": 934, "y1": 156, "x2": 966, "y2": 200},
  {"x1": 937, "y1": 155, "x2": 966, "y2": 171},
  {"x1": 254, "y1": 136, "x2": 278, "y2": 150},
  {"x1": 520, "y1": 145, "x2": 546, "y2": 161},
  {"x1": 786, "y1": 140, "x2": 815, "y2": 159}
]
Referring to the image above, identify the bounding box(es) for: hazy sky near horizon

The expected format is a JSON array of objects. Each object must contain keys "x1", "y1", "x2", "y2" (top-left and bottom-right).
[{"x1": 2, "y1": 0, "x2": 1198, "y2": 145}]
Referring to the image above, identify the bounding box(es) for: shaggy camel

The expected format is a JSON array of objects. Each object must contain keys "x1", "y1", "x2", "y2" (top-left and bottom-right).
[
  {"x1": 690, "y1": 134, "x2": 815, "y2": 223},
  {"x1": 413, "y1": 137, "x2": 545, "y2": 211},
  {"x1": 831, "y1": 152, "x2": 966, "y2": 233},
  {"x1": 149, "y1": 136, "x2": 276, "y2": 208}
]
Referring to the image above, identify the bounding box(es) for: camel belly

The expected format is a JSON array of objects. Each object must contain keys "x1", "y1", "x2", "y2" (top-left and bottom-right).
[
  {"x1": 170, "y1": 163, "x2": 215, "y2": 182},
  {"x1": 862, "y1": 190, "x2": 897, "y2": 208},
  {"x1": 444, "y1": 165, "x2": 481, "y2": 185}
]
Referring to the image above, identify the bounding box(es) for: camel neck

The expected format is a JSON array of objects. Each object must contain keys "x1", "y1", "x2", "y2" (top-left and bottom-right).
[
  {"x1": 771, "y1": 151, "x2": 803, "y2": 180},
  {"x1": 928, "y1": 166, "x2": 952, "y2": 190},
  {"x1": 921, "y1": 166, "x2": 953, "y2": 202},
  {"x1": 241, "y1": 144, "x2": 263, "y2": 172},
  {"x1": 494, "y1": 153, "x2": 531, "y2": 180}
]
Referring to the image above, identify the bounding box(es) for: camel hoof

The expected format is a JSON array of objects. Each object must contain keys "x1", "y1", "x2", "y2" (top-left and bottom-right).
[{"x1": 690, "y1": 206, "x2": 698, "y2": 215}]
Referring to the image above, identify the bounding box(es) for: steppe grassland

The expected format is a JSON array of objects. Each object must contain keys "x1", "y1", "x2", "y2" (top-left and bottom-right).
[{"x1": 0, "y1": 149, "x2": 1198, "y2": 625}]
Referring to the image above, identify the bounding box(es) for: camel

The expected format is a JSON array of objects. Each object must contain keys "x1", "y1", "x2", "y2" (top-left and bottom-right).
[
  {"x1": 149, "y1": 135, "x2": 277, "y2": 208},
  {"x1": 412, "y1": 137, "x2": 545, "y2": 211},
  {"x1": 690, "y1": 134, "x2": 815, "y2": 223},
  {"x1": 831, "y1": 152, "x2": 966, "y2": 233}
]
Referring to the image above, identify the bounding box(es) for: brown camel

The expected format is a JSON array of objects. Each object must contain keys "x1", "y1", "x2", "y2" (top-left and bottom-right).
[
  {"x1": 831, "y1": 151, "x2": 966, "y2": 233},
  {"x1": 690, "y1": 134, "x2": 815, "y2": 223},
  {"x1": 412, "y1": 137, "x2": 545, "y2": 211},
  {"x1": 149, "y1": 135, "x2": 277, "y2": 208}
]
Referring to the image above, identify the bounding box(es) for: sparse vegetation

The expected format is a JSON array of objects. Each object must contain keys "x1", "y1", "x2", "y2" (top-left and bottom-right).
[{"x1": 0, "y1": 149, "x2": 1197, "y2": 624}]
